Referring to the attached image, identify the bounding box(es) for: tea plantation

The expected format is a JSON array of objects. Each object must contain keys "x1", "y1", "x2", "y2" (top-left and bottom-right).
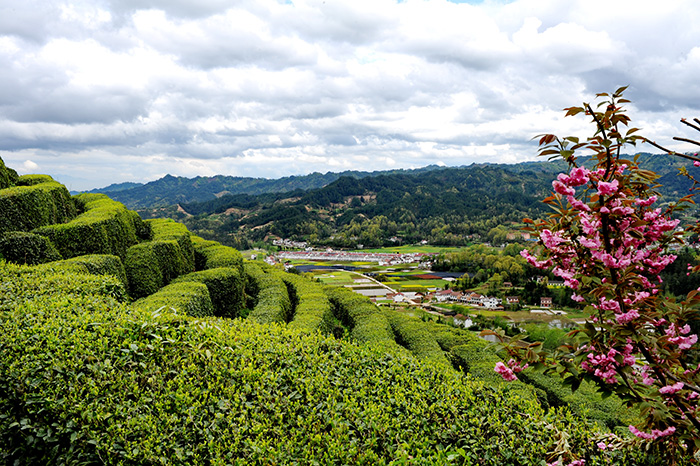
[{"x1": 0, "y1": 157, "x2": 683, "y2": 464}]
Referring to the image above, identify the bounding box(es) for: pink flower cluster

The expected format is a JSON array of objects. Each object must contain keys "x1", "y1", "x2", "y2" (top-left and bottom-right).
[
  {"x1": 629, "y1": 425, "x2": 676, "y2": 440},
  {"x1": 664, "y1": 323, "x2": 698, "y2": 351},
  {"x1": 494, "y1": 359, "x2": 528, "y2": 382},
  {"x1": 580, "y1": 343, "x2": 635, "y2": 384},
  {"x1": 659, "y1": 382, "x2": 684, "y2": 395}
]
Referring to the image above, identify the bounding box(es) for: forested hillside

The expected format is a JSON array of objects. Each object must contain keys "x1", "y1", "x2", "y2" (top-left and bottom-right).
[{"x1": 0, "y1": 155, "x2": 682, "y2": 465}]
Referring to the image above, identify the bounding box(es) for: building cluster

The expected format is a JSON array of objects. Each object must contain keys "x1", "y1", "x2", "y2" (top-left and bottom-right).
[
  {"x1": 431, "y1": 289, "x2": 503, "y2": 310},
  {"x1": 272, "y1": 238, "x2": 309, "y2": 249},
  {"x1": 277, "y1": 250, "x2": 434, "y2": 265}
]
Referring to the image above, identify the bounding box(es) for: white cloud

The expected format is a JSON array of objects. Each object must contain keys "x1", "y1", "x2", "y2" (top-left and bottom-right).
[{"x1": 0, "y1": 0, "x2": 699, "y2": 190}]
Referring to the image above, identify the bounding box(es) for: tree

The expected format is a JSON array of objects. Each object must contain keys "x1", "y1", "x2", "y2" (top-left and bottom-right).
[{"x1": 490, "y1": 88, "x2": 700, "y2": 464}]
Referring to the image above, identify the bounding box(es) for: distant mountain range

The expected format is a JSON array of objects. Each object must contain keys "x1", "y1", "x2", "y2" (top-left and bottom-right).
[{"x1": 78, "y1": 166, "x2": 446, "y2": 210}]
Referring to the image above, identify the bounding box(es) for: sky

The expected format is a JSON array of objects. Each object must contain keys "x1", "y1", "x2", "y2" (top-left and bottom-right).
[{"x1": 1, "y1": 0, "x2": 700, "y2": 191}]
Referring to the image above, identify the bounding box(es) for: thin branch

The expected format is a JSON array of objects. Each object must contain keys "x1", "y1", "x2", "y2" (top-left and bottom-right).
[
  {"x1": 672, "y1": 137, "x2": 700, "y2": 148},
  {"x1": 681, "y1": 118, "x2": 700, "y2": 133},
  {"x1": 644, "y1": 139, "x2": 700, "y2": 162}
]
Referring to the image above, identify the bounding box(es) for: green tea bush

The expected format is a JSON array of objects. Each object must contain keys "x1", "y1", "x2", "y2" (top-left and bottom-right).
[
  {"x1": 134, "y1": 281, "x2": 215, "y2": 318},
  {"x1": 191, "y1": 235, "x2": 220, "y2": 270},
  {"x1": 34, "y1": 194, "x2": 139, "y2": 259},
  {"x1": 0, "y1": 261, "x2": 128, "y2": 310},
  {"x1": 384, "y1": 310, "x2": 452, "y2": 371},
  {"x1": 0, "y1": 181, "x2": 76, "y2": 234},
  {"x1": 326, "y1": 286, "x2": 400, "y2": 352},
  {"x1": 243, "y1": 261, "x2": 264, "y2": 308},
  {"x1": 172, "y1": 267, "x2": 245, "y2": 319},
  {"x1": 248, "y1": 272, "x2": 292, "y2": 324},
  {"x1": 0, "y1": 156, "x2": 13, "y2": 189},
  {"x1": 49, "y1": 254, "x2": 128, "y2": 289},
  {"x1": 147, "y1": 219, "x2": 195, "y2": 273},
  {"x1": 0, "y1": 231, "x2": 62, "y2": 265},
  {"x1": 17, "y1": 174, "x2": 55, "y2": 186},
  {"x1": 190, "y1": 235, "x2": 242, "y2": 274},
  {"x1": 281, "y1": 273, "x2": 335, "y2": 334},
  {"x1": 124, "y1": 242, "x2": 164, "y2": 299}
]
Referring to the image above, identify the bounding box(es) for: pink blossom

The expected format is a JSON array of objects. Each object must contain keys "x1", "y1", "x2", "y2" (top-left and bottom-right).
[
  {"x1": 597, "y1": 179, "x2": 619, "y2": 195},
  {"x1": 616, "y1": 309, "x2": 640, "y2": 324},
  {"x1": 695, "y1": 161, "x2": 700, "y2": 167},
  {"x1": 597, "y1": 442, "x2": 606, "y2": 450},
  {"x1": 629, "y1": 425, "x2": 676, "y2": 440},
  {"x1": 494, "y1": 362, "x2": 517, "y2": 381},
  {"x1": 635, "y1": 195, "x2": 657, "y2": 207},
  {"x1": 571, "y1": 293, "x2": 584, "y2": 302},
  {"x1": 659, "y1": 382, "x2": 684, "y2": 395},
  {"x1": 553, "y1": 180, "x2": 575, "y2": 196},
  {"x1": 567, "y1": 195, "x2": 591, "y2": 211}
]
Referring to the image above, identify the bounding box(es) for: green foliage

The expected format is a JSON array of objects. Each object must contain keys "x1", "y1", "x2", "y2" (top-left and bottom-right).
[
  {"x1": 326, "y1": 286, "x2": 400, "y2": 352},
  {"x1": 0, "y1": 260, "x2": 128, "y2": 310},
  {"x1": 0, "y1": 231, "x2": 61, "y2": 265},
  {"x1": 134, "y1": 281, "x2": 215, "y2": 318},
  {"x1": 33, "y1": 193, "x2": 139, "y2": 259},
  {"x1": 246, "y1": 265, "x2": 292, "y2": 324},
  {"x1": 0, "y1": 259, "x2": 673, "y2": 464},
  {"x1": 49, "y1": 254, "x2": 128, "y2": 289},
  {"x1": 124, "y1": 242, "x2": 164, "y2": 299},
  {"x1": 281, "y1": 273, "x2": 335, "y2": 334},
  {"x1": 172, "y1": 267, "x2": 245, "y2": 319},
  {"x1": 384, "y1": 310, "x2": 453, "y2": 371},
  {"x1": 0, "y1": 156, "x2": 12, "y2": 189},
  {"x1": 17, "y1": 174, "x2": 55, "y2": 186},
  {"x1": 191, "y1": 238, "x2": 243, "y2": 274},
  {"x1": 0, "y1": 181, "x2": 77, "y2": 234},
  {"x1": 147, "y1": 218, "x2": 195, "y2": 273}
]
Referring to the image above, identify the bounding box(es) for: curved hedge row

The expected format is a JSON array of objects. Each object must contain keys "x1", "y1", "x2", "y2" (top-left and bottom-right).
[
  {"x1": 384, "y1": 311, "x2": 453, "y2": 371},
  {"x1": 282, "y1": 273, "x2": 335, "y2": 334},
  {"x1": 0, "y1": 180, "x2": 76, "y2": 234},
  {"x1": 245, "y1": 264, "x2": 292, "y2": 324},
  {"x1": 17, "y1": 174, "x2": 55, "y2": 186},
  {"x1": 33, "y1": 194, "x2": 143, "y2": 259},
  {"x1": 133, "y1": 281, "x2": 215, "y2": 318},
  {"x1": 172, "y1": 267, "x2": 245, "y2": 319},
  {"x1": 0, "y1": 260, "x2": 128, "y2": 311},
  {"x1": 148, "y1": 219, "x2": 194, "y2": 273},
  {"x1": 124, "y1": 239, "x2": 192, "y2": 299},
  {"x1": 0, "y1": 156, "x2": 18, "y2": 189},
  {"x1": 0, "y1": 231, "x2": 61, "y2": 265},
  {"x1": 191, "y1": 235, "x2": 243, "y2": 274},
  {"x1": 47, "y1": 254, "x2": 128, "y2": 289},
  {"x1": 326, "y1": 286, "x2": 400, "y2": 352}
]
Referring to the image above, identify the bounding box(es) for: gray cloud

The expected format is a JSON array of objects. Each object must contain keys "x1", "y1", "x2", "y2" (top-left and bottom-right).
[{"x1": 1, "y1": 0, "x2": 699, "y2": 190}]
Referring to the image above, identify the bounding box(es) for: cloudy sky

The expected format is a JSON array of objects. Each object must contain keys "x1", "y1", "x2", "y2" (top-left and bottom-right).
[{"x1": 1, "y1": 0, "x2": 700, "y2": 190}]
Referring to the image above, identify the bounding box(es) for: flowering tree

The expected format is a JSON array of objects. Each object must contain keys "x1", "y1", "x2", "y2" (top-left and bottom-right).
[{"x1": 491, "y1": 87, "x2": 700, "y2": 463}]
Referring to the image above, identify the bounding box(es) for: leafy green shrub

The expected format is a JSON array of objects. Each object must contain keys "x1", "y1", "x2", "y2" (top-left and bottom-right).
[
  {"x1": 134, "y1": 281, "x2": 215, "y2": 318},
  {"x1": 190, "y1": 234, "x2": 242, "y2": 274},
  {"x1": 17, "y1": 174, "x2": 55, "y2": 186},
  {"x1": 243, "y1": 261, "x2": 264, "y2": 308},
  {"x1": 0, "y1": 261, "x2": 128, "y2": 310},
  {"x1": 147, "y1": 219, "x2": 195, "y2": 273},
  {"x1": 248, "y1": 272, "x2": 292, "y2": 324},
  {"x1": 326, "y1": 286, "x2": 400, "y2": 352},
  {"x1": 172, "y1": 267, "x2": 245, "y2": 319},
  {"x1": 0, "y1": 181, "x2": 77, "y2": 234},
  {"x1": 0, "y1": 156, "x2": 12, "y2": 189},
  {"x1": 0, "y1": 231, "x2": 61, "y2": 265},
  {"x1": 124, "y1": 243, "x2": 164, "y2": 299},
  {"x1": 49, "y1": 254, "x2": 128, "y2": 289},
  {"x1": 384, "y1": 310, "x2": 452, "y2": 371},
  {"x1": 281, "y1": 273, "x2": 335, "y2": 333},
  {"x1": 33, "y1": 194, "x2": 139, "y2": 259}
]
